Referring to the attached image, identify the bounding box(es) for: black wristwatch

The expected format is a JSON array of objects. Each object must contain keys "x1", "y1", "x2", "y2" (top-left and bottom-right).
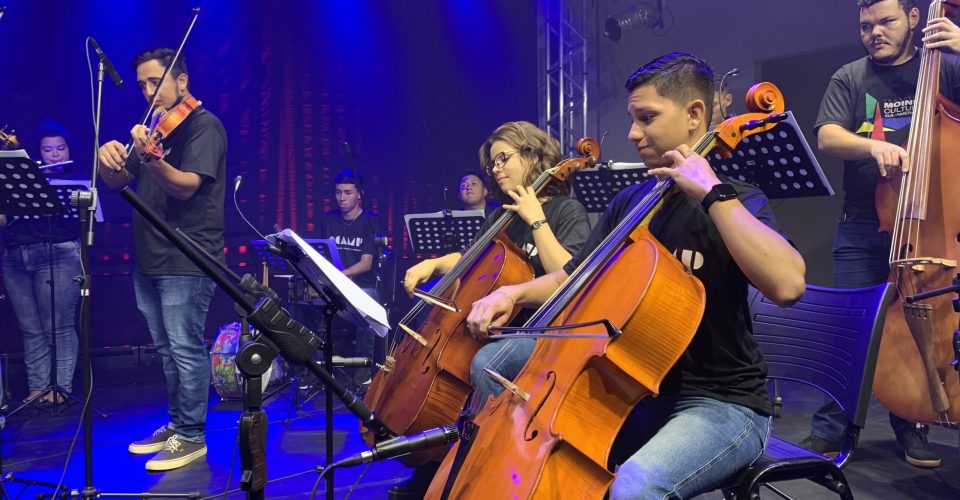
[{"x1": 700, "y1": 183, "x2": 738, "y2": 212}]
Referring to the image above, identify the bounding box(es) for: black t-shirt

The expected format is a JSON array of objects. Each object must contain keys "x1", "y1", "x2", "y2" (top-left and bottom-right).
[
  {"x1": 471, "y1": 195, "x2": 591, "y2": 278},
  {"x1": 2, "y1": 164, "x2": 86, "y2": 248},
  {"x1": 125, "y1": 106, "x2": 227, "y2": 276},
  {"x1": 320, "y1": 209, "x2": 380, "y2": 288},
  {"x1": 814, "y1": 52, "x2": 960, "y2": 219},
  {"x1": 563, "y1": 178, "x2": 783, "y2": 416}
]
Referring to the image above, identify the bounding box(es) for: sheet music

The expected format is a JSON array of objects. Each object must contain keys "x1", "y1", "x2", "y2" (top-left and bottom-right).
[{"x1": 277, "y1": 229, "x2": 390, "y2": 338}]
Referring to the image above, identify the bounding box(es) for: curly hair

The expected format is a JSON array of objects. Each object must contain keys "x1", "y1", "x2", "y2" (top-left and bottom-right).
[{"x1": 478, "y1": 121, "x2": 568, "y2": 203}]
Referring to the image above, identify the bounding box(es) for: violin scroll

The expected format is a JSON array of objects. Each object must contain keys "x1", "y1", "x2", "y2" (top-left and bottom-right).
[
  {"x1": 744, "y1": 82, "x2": 785, "y2": 115},
  {"x1": 551, "y1": 137, "x2": 601, "y2": 182},
  {"x1": 0, "y1": 125, "x2": 20, "y2": 150}
]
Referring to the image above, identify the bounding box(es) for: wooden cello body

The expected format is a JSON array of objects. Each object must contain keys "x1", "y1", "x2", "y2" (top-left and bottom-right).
[
  {"x1": 872, "y1": 0, "x2": 960, "y2": 425},
  {"x1": 425, "y1": 86, "x2": 785, "y2": 498},
  {"x1": 361, "y1": 140, "x2": 599, "y2": 465}
]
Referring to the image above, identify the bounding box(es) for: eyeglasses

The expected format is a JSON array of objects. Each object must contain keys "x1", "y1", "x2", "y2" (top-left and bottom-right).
[{"x1": 485, "y1": 150, "x2": 518, "y2": 176}]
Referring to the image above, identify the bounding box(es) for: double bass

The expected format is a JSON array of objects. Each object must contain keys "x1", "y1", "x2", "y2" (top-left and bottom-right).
[
  {"x1": 361, "y1": 141, "x2": 599, "y2": 464},
  {"x1": 426, "y1": 85, "x2": 787, "y2": 498},
  {"x1": 872, "y1": 0, "x2": 960, "y2": 425}
]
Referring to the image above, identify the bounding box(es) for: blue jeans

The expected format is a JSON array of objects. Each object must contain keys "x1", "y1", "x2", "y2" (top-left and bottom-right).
[
  {"x1": 811, "y1": 215, "x2": 912, "y2": 440},
  {"x1": 610, "y1": 396, "x2": 771, "y2": 500},
  {"x1": 134, "y1": 271, "x2": 216, "y2": 443},
  {"x1": 468, "y1": 337, "x2": 536, "y2": 412},
  {"x1": 2, "y1": 240, "x2": 81, "y2": 393}
]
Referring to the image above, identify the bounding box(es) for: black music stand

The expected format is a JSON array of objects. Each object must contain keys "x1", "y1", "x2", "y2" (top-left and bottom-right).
[
  {"x1": 0, "y1": 150, "x2": 75, "y2": 499},
  {"x1": 572, "y1": 161, "x2": 650, "y2": 213},
  {"x1": 404, "y1": 210, "x2": 485, "y2": 255},
  {"x1": 270, "y1": 229, "x2": 389, "y2": 500},
  {"x1": 704, "y1": 111, "x2": 834, "y2": 199},
  {"x1": 572, "y1": 111, "x2": 832, "y2": 210}
]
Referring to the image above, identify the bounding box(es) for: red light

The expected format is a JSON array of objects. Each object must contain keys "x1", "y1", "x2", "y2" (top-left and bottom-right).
[{"x1": 239, "y1": 245, "x2": 248, "y2": 254}]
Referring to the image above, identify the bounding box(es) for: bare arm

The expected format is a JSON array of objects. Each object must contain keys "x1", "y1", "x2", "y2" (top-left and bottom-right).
[
  {"x1": 403, "y1": 252, "x2": 462, "y2": 296},
  {"x1": 503, "y1": 186, "x2": 573, "y2": 273},
  {"x1": 140, "y1": 159, "x2": 203, "y2": 200},
  {"x1": 818, "y1": 123, "x2": 908, "y2": 176},
  {"x1": 465, "y1": 270, "x2": 568, "y2": 336},
  {"x1": 342, "y1": 254, "x2": 374, "y2": 277}
]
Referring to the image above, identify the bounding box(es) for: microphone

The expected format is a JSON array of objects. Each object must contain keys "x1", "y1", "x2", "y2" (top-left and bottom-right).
[
  {"x1": 89, "y1": 37, "x2": 123, "y2": 88},
  {"x1": 234, "y1": 175, "x2": 243, "y2": 193},
  {"x1": 313, "y1": 356, "x2": 373, "y2": 368},
  {"x1": 332, "y1": 426, "x2": 459, "y2": 468}
]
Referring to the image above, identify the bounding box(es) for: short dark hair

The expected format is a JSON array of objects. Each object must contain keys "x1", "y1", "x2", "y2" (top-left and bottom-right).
[
  {"x1": 132, "y1": 48, "x2": 189, "y2": 80},
  {"x1": 458, "y1": 168, "x2": 486, "y2": 184},
  {"x1": 857, "y1": 0, "x2": 915, "y2": 14},
  {"x1": 334, "y1": 168, "x2": 364, "y2": 194},
  {"x1": 37, "y1": 121, "x2": 72, "y2": 145},
  {"x1": 624, "y1": 52, "x2": 716, "y2": 125}
]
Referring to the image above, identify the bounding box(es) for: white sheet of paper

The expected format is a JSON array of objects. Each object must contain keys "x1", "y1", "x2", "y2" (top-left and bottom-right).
[{"x1": 279, "y1": 229, "x2": 389, "y2": 338}]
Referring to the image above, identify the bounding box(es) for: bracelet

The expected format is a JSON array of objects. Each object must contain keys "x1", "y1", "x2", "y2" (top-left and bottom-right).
[
  {"x1": 491, "y1": 290, "x2": 516, "y2": 306},
  {"x1": 530, "y1": 218, "x2": 548, "y2": 231}
]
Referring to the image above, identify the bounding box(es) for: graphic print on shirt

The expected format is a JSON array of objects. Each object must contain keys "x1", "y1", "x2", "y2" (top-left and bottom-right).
[
  {"x1": 672, "y1": 248, "x2": 704, "y2": 273},
  {"x1": 855, "y1": 92, "x2": 914, "y2": 141}
]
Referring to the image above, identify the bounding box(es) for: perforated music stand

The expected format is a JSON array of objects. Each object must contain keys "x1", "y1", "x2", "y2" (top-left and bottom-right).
[
  {"x1": 404, "y1": 210, "x2": 485, "y2": 255},
  {"x1": 572, "y1": 162, "x2": 650, "y2": 213},
  {"x1": 705, "y1": 111, "x2": 834, "y2": 199},
  {"x1": 0, "y1": 150, "x2": 66, "y2": 217}
]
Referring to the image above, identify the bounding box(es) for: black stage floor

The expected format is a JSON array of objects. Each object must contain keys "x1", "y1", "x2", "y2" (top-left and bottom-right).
[{"x1": 1, "y1": 352, "x2": 957, "y2": 499}]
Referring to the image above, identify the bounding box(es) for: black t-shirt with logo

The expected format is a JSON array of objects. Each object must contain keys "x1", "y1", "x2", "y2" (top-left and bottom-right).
[
  {"x1": 319, "y1": 209, "x2": 380, "y2": 289},
  {"x1": 563, "y1": 178, "x2": 784, "y2": 416},
  {"x1": 125, "y1": 106, "x2": 227, "y2": 276},
  {"x1": 470, "y1": 195, "x2": 591, "y2": 278},
  {"x1": 814, "y1": 52, "x2": 960, "y2": 219}
]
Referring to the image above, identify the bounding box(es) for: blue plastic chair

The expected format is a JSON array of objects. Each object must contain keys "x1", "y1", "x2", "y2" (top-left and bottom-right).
[{"x1": 721, "y1": 282, "x2": 895, "y2": 500}]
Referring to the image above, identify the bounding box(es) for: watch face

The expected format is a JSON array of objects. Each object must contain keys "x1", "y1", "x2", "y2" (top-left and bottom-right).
[{"x1": 716, "y1": 183, "x2": 738, "y2": 199}]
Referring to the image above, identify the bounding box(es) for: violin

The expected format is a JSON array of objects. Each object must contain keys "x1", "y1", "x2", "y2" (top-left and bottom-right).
[
  {"x1": 142, "y1": 95, "x2": 201, "y2": 160},
  {"x1": 426, "y1": 84, "x2": 787, "y2": 499},
  {"x1": 0, "y1": 125, "x2": 20, "y2": 150}
]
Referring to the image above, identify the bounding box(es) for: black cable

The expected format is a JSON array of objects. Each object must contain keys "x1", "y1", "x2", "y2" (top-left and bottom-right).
[{"x1": 309, "y1": 466, "x2": 334, "y2": 500}]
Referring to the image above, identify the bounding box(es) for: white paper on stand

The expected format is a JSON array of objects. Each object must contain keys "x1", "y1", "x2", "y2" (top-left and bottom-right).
[{"x1": 277, "y1": 229, "x2": 390, "y2": 338}]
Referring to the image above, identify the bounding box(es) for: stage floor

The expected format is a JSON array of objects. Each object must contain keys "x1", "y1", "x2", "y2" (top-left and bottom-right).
[{"x1": 1, "y1": 352, "x2": 957, "y2": 499}]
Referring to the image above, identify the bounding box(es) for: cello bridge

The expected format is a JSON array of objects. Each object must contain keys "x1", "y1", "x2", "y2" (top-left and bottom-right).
[
  {"x1": 483, "y1": 368, "x2": 530, "y2": 401},
  {"x1": 890, "y1": 257, "x2": 956, "y2": 273}
]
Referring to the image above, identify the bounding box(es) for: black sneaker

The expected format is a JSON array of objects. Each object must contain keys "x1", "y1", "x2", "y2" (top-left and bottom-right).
[
  {"x1": 145, "y1": 435, "x2": 207, "y2": 471},
  {"x1": 388, "y1": 461, "x2": 441, "y2": 499},
  {"x1": 128, "y1": 425, "x2": 176, "y2": 454},
  {"x1": 798, "y1": 435, "x2": 842, "y2": 458},
  {"x1": 896, "y1": 425, "x2": 941, "y2": 468}
]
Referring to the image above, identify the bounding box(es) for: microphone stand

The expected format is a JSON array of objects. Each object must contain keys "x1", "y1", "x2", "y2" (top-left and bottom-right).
[
  {"x1": 118, "y1": 188, "x2": 394, "y2": 499},
  {"x1": 441, "y1": 187, "x2": 456, "y2": 255},
  {"x1": 57, "y1": 55, "x2": 198, "y2": 500}
]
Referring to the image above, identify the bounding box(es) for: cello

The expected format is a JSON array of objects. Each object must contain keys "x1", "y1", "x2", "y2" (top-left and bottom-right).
[
  {"x1": 426, "y1": 84, "x2": 787, "y2": 499},
  {"x1": 872, "y1": 0, "x2": 960, "y2": 425},
  {"x1": 361, "y1": 139, "x2": 599, "y2": 464}
]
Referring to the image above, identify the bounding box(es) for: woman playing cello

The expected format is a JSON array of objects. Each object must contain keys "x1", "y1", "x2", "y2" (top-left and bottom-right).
[
  {"x1": 391, "y1": 121, "x2": 591, "y2": 496},
  {"x1": 455, "y1": 52, "x2": 806, "y2": 499}
]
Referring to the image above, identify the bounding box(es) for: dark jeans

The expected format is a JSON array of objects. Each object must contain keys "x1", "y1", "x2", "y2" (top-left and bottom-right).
[
  {"x1": 811, "y1": 215, "x2": 914, "y2": 441},
  {"x1": 133, "y1": 271, "x2": 216, "y2": 443}
]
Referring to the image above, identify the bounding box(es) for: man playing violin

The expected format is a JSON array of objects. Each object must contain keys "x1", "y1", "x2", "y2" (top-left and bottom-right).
[
  {"x1": 800, "y1": 0, "x2": 960, "y2": 468},
  {"x1": 98, "y1": 48, "x2": 227, "y2": 472},
  {"x1": 464, "y1": 52, "x2": 806, "y2": 498}
]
